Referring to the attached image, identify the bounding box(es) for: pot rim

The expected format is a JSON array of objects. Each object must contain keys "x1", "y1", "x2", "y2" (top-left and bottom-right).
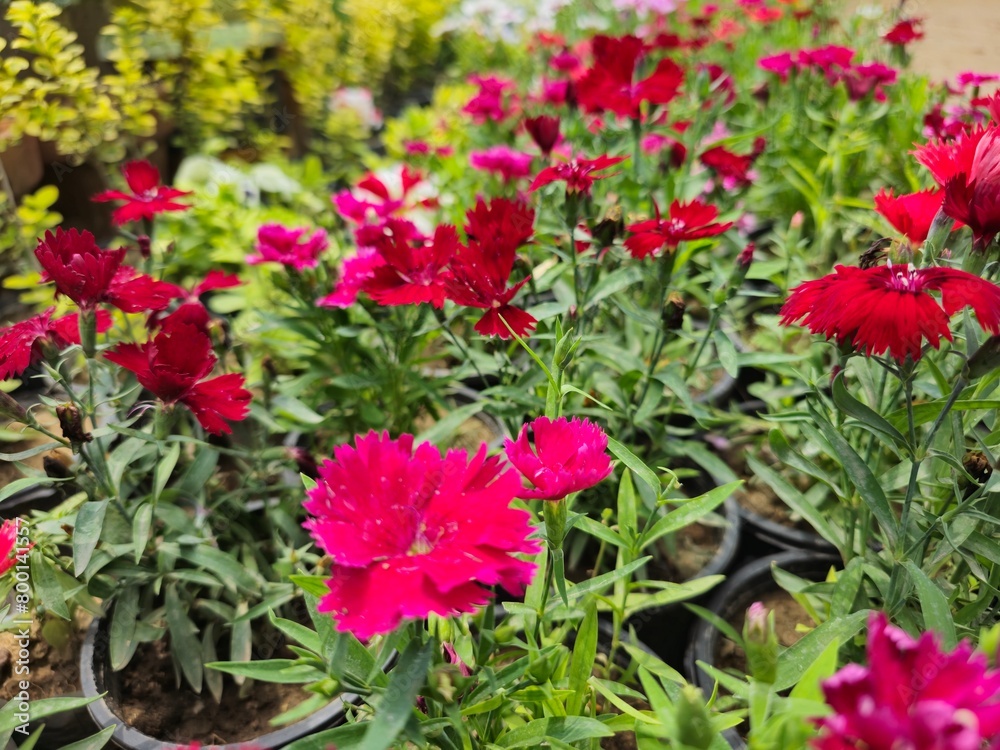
[{"x1": 79, "y1": 613, "x2": 352, "y2": 750}]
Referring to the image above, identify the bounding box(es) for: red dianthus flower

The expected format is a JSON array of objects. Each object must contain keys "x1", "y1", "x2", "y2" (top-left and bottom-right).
[
  {"x1": 92, "y1": 160, "x2": 191, "y2": 225},
  {"x1": 576, "y1": 35, "x2": 684, "y2": 119},
  {"x1": 104, "y1": 317, "x2": 251, "y2": 435},
  {"x1": 34, "y1": 229, "x2": 181, "y2": 312},
  {"x1": 780, "y1": 263, "x2": 1000, "y2": 362},
  {"x1": 0, "y1": 308, "x2": 112, "y2": 380},
  {"x1": 624, "y1": 199, "x2": 733, "y2": 258},
  {"x1": 529, "y1": 153, "x2": 627, "y2": 195},
  {"x1": 303, "y1": 432, "x2": 539, "y2": 639},
  {"x1": 873, "y1": 187, "x2": 950, "y2": 248}
]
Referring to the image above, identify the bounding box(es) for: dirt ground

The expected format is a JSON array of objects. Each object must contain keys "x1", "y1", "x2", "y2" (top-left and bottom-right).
[{"x1": 849, "y1": 0, "x2": 1000, "y2": 83}]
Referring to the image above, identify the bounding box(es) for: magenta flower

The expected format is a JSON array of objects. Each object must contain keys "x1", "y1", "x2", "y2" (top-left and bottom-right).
[
  {"x1": 814, "y1": 612, "x2": 1000, "y2": 750},
  {"x1": 470, "y1": 146, "x2": 535, "y2": 182},
  {"x1": 463, "y1": 74, "x2": 516, "y2": 123},
  {"x1": 303, "y1": 432, "x2": 539, "y2": 639},
  {"x1": 332, "y1": 166, "x2": 430, "y2": 226},
  {"x1": 504, "y1": 417, "x2": 613, "y2": 500},
  {"x1": 92, "y1": 160, "x2": 192, "y2": 225},
  {"x1": 317, "y1": 248, "x2": 385, "y2": 309},
  {"x1": 247, "y1": 224, "x2": 329, "y2": 271}
]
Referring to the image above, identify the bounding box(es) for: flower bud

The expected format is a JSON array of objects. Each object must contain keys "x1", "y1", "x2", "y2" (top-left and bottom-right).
[
  {"x1": 286, "y1": 446, "x2": 319, "y2": 479},
  {"x1": 963, "y1": 450, "x2": 993, "y2": 484},
  {"x1": 56, "y1": 403, "x2": 92, "y2": 447},
  {"x1": 674, "y1": 685, "x2": 717, "y2": 749},
  {"x1": 589, "y1": 205, "x2": 624, "y2": 250},
  {"x1": 661, "y1": 291, "x2": 685, "y2": 332},
  {"x1": 137, "y1": 234, "x2": 152, "y2": 259},
  {"x1": 553, "y1": 328, "x2": 581, "y2": 370},
  {"x1": 743, "y1": 602, "x2": 778, "y2": 684},
  {"x1": 0, "y1": 391, "x2": 27, "y2": 423}
]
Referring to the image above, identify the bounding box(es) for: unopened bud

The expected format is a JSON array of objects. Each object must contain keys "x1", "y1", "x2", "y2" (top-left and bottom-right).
[
  {"x1": 56, "y1": 403, "x2": 92, "y2": 447},
  {"x1": 589, "y1": 206, "x2": 624, "y2": 249},
  {"x1": 963, "y1": 451, "x2": 993, "y2": 484},
  {"x1": 675, "y1": 685, "x2": 717, "y2": 749},
  {"x1": 790, "y1": 211, "x2": 804, "y2": 229},
  {"x1": 43, "y1": 456, "x2": 72, "y2": 479},
  {"x1": 137, "y1": 235, "x2": 152, "y2": 259},
  {"x1": 553, "y1": 328, "x2": 580, "y2": 370},
  {"x1": 737, "y1": 242, "x2": 754, "y2": 271},
  {"x1": 286, "y1": 446, "x2": 318, "y2": 479},
  {"x1": 743, "y1": 602, "x2": 778, "y2": 684},
  {"x1": 924, "y1": 207, "x2": 955, "y2": 258},
  {"x1": 662, "y1": 292, "x2": 685, "y2": 332},
  {"x1": 0, "y1": 391, "x2": 27, "y2": 423}
]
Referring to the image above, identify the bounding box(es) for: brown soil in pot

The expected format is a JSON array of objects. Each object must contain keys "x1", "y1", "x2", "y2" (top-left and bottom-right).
[
  {"x1": 116, "y1": 638, "x2": 314, "y2": 744},
  {"x1": 651, "y1": 521, "x2": 724, "y2": 582},
  {"x1": 716, "y1": 590, "x2": 813, "y2": 676},
  {"x1": 735, "y1": 485, "x2": 815, "y2": 533},
  {"x1": 0, "y1": 612, "x2": 91, "y2": 700}
]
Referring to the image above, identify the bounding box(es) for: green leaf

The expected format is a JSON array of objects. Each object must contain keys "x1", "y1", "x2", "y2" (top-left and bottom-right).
[
  {"x1": 831, "y1": 373, "x2": 908, "y2": 452},
  {"x1": 567, "y1": 599, "x2": 598, "y2": 716},
  {"x1": 176, "y1": 448, "x2": 219, "y2": 497},
  {"x1": 745, "y1": 457, "x2": 842, "y2": 548},
  {"x1": 131, "y1": 503, "x2": 153, "y2": 564},
  {"x1": 153, "y1": 442, "x2": 181, "y2": 503},
  {"x1": 0, "y1": 476, "x2": 64, "y2": 504},
  {"x1": 268, "y1": 610, "x2": 321, "y2": 654},
  {"x1": 903, "y1": 561, "x2": 957, "y2": 648},
  {"x1": 640, "y1": 482, "x2": 740, "y2": 549},
  {"x1": 289, "y1": 574, "x2": 328, "y2": 598},
  {"x1": 357, "y1": 639, "x2": 433, "y2": 750},
  {"x1": 205, "y1": 659, "x2": 326, "y2": 684},
  {"x1": 181, "y1": 544, "x2": 259, "y2": 595},
  {"x1": 774, "y1": 610, "x2": 870, "y2": 691},
  {"x1": 283, "y1": 724, "x2": 367, "y2": 750},
  {"x1": 31, "y1": 553, "x2": 70, "y2": 620},
  {"x1": 73, "y1": 501, "x2": 109, "y2": 577},
  {"x1": 575, "y1": 516, "x2": 625, "y2": 549},
  {"x1": 106, "y1": 438, "x2": 149, "y2": 492},
  {"x1": 110, "y1": 585, "x2": 140, "y2": 671},
  {"x1": 623, "y1": 576, "x2": 725, "y2": 618},
  {"x1": 584, "y1": 265, "x2": 644, "y2": 309},
  {"x1": 497, "y1": 717, "x2": 614, "y2": 747},
  {"x1": 58, "y1": 724, "x2": 115, "y2": 749},
  {"x1": 812, "y1": 410, "x2": 898, "y2": 549},
  {"x1": 559, "y1": 557, "x2": 651, "y2": 607},
  {"x1": 0, "y1": 694, "x2": 101, "y2": 732},
  {"x1": 617, "y1": 470, "x2": 639, "y2": 546},
  {"x1": 789, "y1": 638, "x2": 841, "y2": 703},
  {"x1": 607, "y1": 438, "x2": 660, "y2": 496},
  {"x1": 0, "y1": 443, "x2": 62, "y2": 462},
  {"x1": 415, "y1": 401, "x2": 484, "y2": 446},
  {"x1": 713, "y1": 329, "x2": 739, "y2": 378},
  {"x1": 165, "y1": 583, "x2": 203, "y2": 692},
  {"x1": 830, "y1": 557, "x2": 865, "y2": 618}
]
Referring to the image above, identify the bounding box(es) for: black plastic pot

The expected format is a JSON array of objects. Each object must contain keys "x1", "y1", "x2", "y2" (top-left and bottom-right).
[
  {"x1": 625, "y1": 497, "x2": 742, "y2": 668},
  {"x1": 0, "y1": 485, "x2": 66, "y2": 521},
  {"x1": 80, "y1": 615, "x2": 352, "y2": 749},
  {"x1": 735, "y1": 498, "x2": 838, "y2": 556},
  {"x1": 683, "y1": 550, "x2": 841, "y2": 748}
]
